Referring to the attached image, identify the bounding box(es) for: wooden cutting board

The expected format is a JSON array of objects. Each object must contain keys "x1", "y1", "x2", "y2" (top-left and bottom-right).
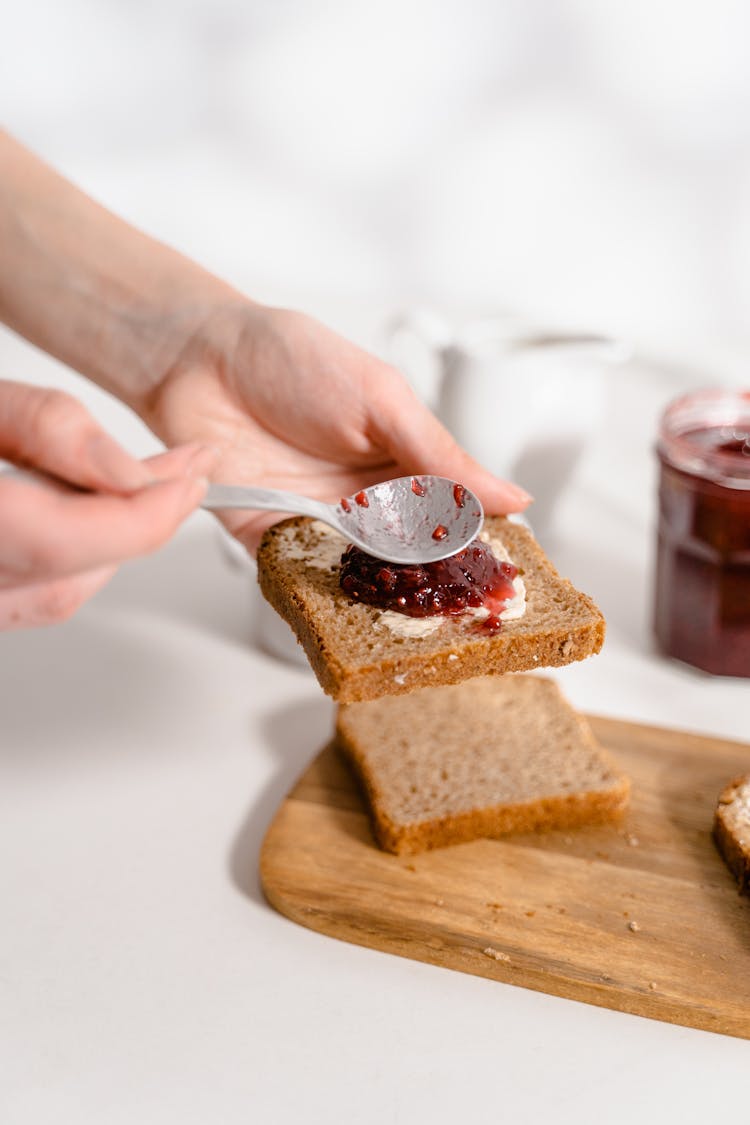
[{"x1": 260, "y1": 714, "x2": 750, "y2": 1039}]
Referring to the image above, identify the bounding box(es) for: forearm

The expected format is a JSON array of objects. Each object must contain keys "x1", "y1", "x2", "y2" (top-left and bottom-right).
[{"x1": 0, "y1": 131, "x2": 245, "y2": 412}]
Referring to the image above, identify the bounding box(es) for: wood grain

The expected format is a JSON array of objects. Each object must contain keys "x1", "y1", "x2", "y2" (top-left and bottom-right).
[{"x1": 260, "y1": 715, "x2": 750, "y2": 1039}]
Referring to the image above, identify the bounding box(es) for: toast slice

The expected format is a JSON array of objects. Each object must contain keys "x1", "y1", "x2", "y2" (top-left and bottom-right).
[
  {"x1": 257, "y1": 515, "x2": 605, "y2": 703},
  {"x1": 713, "y1": 776, "x2": 750, "y2": 895},
  {"x1": 336, "y1": 674, "x2": 630, "y2": 854}
]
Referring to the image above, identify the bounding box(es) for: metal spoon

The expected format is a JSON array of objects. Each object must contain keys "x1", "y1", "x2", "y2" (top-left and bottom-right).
[
  {"x1": 0, "y1": 464, "x2": 483, "y2": 566},
  {"x1": 202, "y1": 476, "x2": 484, "y2": 564}
]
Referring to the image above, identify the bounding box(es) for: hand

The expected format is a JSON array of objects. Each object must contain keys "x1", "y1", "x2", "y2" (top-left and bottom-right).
[
  {"x1": 0, "y1": 380, "x2": 213, "y2": 629},
  {"x1": 144, "y1": 305, "x2": 532, "y2": 552},
  {"x1": 0, "y1": 135, "x2": 530, "y2": 557}
]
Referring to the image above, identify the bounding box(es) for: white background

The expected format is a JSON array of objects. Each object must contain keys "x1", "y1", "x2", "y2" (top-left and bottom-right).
[
  {"x1": 5, "y1": 0, "x2": 750, "y2": 370},
  {"x1": 2, "y1": 2, "x2": 750, "y2": 1122}
]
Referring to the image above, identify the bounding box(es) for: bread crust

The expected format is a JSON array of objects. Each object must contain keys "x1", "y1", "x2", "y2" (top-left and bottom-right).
[
  {"x1": 257, "y1": 515, "x2": 606, "y2": 703},
  {"x1": 341, "y1": 749, "x2": 630, "y2": 855},
  {"x1": 713, "y1": 775, "x2": 750, "y2": 895}
]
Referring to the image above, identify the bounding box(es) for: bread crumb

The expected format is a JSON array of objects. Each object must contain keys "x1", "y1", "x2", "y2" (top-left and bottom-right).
[
  {"x1": 625, "y1": 833, "x2": 640, "y2": 847},
  {"x1": 447, "y1": 653, "x2": 458, "y2": 662},
  {"x1": 628, "y1": 920, "x2": 641, "y2": 932},
  {"x1": 648, "y1": 981, "x2": 657, "y2": 990},
  {"x1": 483, "y1": 947, "x2": 511, "y2": 962},
  {"x1": 393, "y1": 672, "x2": 408, "y2": 685}
]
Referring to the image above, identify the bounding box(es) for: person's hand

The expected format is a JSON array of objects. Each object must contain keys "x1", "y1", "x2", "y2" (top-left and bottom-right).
[
  {"x1": 143, "y1": 305, "x2": 532, "y2": 552},
  {"x1": 0, "y1": 135, "x2": 530, "y2": 557},
  {"x1": 0, "y1": 380, "x2": 214, "y2": 629}
]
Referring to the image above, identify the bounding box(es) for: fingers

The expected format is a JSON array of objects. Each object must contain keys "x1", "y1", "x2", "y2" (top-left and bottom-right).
[
  {"x1": 0, "y1": 379, "x2": 154, "y2": 492},
  {"x1": 0, "y1": 379, "x2": 219, "y2": 627},
  {"x1": 0, "y1": 471, "x2": 209, "y2": 585},
  {"x1": 368, "y1": 369, "x2": 533, "y2": 515},
  {"x1": 0, "y1": 565, "x2": 117, "y2": 629},
  {"x1": 0, "y1": 441, "x2": 218, "y2": 628}
]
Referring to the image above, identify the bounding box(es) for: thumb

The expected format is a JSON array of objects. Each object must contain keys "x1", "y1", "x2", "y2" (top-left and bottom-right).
[{"x1": 370, "y1": 374, "x2": 533, "y2": 515}]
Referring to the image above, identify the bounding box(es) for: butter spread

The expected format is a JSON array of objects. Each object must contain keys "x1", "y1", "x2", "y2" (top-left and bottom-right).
[
  {"x1": 377, "y1": 612, "x2": 445, "y2": 638},
  {"x1": 282, "y1": 520, "x2": 346, "y2": 569},
  {"x1": 478, "y1": 534, "x2": 527, "y2": 622}
]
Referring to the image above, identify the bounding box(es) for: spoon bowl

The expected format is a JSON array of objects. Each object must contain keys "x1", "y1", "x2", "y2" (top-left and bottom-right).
[
  {"x1": 335, "y1": 476, "x2": 484, "y2": 564},
  {"x1": 203, "y1": 475, "x2": 484, "y2": 564}
]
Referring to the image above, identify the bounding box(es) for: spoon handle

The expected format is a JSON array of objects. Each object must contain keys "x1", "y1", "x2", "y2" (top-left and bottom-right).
[
  {"x1": 202, "y1": 483, "x2": 335, "y2": 524},
  {"x1": 0, "y1": 468, "x2": 340, "y2": 530}
]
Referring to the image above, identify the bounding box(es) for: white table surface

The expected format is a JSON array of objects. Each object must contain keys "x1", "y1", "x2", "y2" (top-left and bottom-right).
[{"x1": 1, "y1": 334, "x2": 749, "y2": 1124}]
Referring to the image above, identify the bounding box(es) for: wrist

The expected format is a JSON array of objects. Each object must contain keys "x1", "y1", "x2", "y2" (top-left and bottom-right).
[
  {"x1": 136, "y1": 293, "x2": 270, "y2": 444},
  {"x1": 97, "y1": 268, "x2": 248, "y2": 412},
  {"x1": 0, "y1": 132, "x2": 256, "y2": 415}
]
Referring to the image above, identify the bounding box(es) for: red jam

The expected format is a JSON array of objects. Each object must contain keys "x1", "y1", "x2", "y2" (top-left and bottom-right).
[
  {"x1": 654, "y1": 391, "x2": 750, "y2": 677},
  {"x1": 339, "y1": 539, "x2": 518, "y2": 629},
  {"x1": 432, "y1": 524, "x2": 448, "y2": 541},
  {"x1": 354, "y1": 490, "x2": 369, "y2": 508},
  {"x1": 340, "y1": 497, "x2": 351, "y2": 513},
  {"x1": 411, "y1": 477, "x2": 426, "y2": 496},
  {"x1": 453, "y1": 483, "x2": 466, "y2": 508}
]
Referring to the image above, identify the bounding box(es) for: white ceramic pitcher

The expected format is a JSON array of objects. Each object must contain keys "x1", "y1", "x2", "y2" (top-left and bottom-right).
[{"x1": 387, "y1": 310, "x2": 630, "y2": 541}]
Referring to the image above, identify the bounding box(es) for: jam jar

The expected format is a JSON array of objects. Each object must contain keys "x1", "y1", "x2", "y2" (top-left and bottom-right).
[{"x1": 654, "y1": 389, "x2": 750, "y2": 676}]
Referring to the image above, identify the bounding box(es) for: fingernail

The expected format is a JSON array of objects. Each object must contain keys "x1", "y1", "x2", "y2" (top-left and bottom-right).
[
  {"x1": 88, "y1": 434, "x2": 153, "y2": 490},
  {"x1": 510, "y1": 484, "x2": 534, "y2": 505}
]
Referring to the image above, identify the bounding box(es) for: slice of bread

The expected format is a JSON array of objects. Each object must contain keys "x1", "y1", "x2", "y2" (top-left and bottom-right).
[
  {"x1": 713, "y1": 776, "x2": 750, "y2": 895},
  {"x1": 335, "y1": 674, "x2": 630, "y2": 854},
  {"x1": 257, "y1": 514, "x2": 605, "y2": 703}
]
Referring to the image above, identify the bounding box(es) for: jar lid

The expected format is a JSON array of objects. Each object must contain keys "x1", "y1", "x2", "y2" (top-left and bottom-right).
[{"x1": 657, "y1": 389, "x2": 750, "y2": 488}]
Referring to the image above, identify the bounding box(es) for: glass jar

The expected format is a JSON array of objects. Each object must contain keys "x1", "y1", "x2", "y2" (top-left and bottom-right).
[{"x1": 654, "y1": 389, "x2": 750, "y2": 676}]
